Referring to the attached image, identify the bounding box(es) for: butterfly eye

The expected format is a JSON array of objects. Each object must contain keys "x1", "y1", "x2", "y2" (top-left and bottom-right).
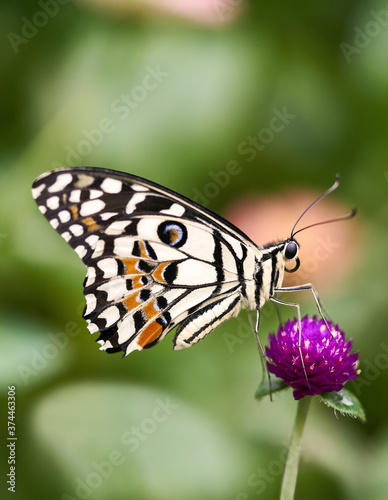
[
  {"x1": 284, "y1": 240, "x2": 300, "y2": 273},
  {"x1": 284, "y1": 241, "x2": 298, "y2": 260}
]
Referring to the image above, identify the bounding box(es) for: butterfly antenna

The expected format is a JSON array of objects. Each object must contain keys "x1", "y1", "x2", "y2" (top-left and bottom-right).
[
  {"x1": 292, "y1": 207, "x2": 357, "y2": 238},
  {"x1": 290, "y1": 174, "x2": 343, "y2": 238}
]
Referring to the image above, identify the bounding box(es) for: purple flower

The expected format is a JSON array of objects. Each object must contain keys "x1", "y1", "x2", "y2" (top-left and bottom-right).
[{"x1": 266, "y1": 316, "x2": 360, "y2": 400}]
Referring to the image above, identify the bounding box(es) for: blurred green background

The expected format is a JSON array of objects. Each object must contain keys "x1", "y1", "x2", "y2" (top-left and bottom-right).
[{"x1": 1, "y1": 1, "x2": 388, "y2": 499}]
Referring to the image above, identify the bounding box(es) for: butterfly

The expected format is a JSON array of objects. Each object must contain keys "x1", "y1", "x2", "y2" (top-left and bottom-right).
[{"x1": 32, "y1": 167, "x2": 355, "y2": 357}]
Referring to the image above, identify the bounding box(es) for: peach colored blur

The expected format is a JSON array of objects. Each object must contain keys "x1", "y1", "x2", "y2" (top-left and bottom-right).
[
  {"x1": 76, "y1": 0, "x2": 243, "y2": 24},
  {"x1": 223, "y1": 189, "x2": 362, "y2": 292}
]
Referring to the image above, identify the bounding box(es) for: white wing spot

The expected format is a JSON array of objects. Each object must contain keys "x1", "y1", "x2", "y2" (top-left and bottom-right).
[
  {"x1": 118, "y1": 315, "x2": 136, "y2": 344},
  {"x1": 32, "y1": 183, "x2": 46, "y2": 199},
  {"x1": 98, "y1": 306, "x2": 120, "y2": 328},
  {"x1": 97, "y1": 278, "x2": 127, "y2": 301},
  {"x1": 75, "y1": 245, "x2": 87, "y2": 259},
  {"x1": 69, "y1": 224, "x2": 84, "y2": 236},
  {"x1": 50, "y1": 218, "x2": 59, "y2": 229},
  {"x1": 105, "y1": 220, "x2": 131, "y2": 235},
  {"x1": 91, "y1": 239, "x2": 105, "y2": 258},
  {"x1": 58, "y1": 210, "x2": 71, "y2": 223},
  {"x1": 80, "y1": 199, "x2": 105, "y2": 217},
  {"x1": 100, "y1": 212, "x2": 118, "y2": 221},
  {"x1": 46, "y1": 196, "x2": 60, "y2": 210},
  {"x1": 87, "y1": 322, "x2": 99, "y2": 334},
  {"x1": 125, "y1": 341, "x2": 142, "y2": 355},
  {"x1": 125, "y1": 193, "x2": 146, "y2": 215},
  {"x1": 85, "y1": 267, "x2": 96, "y2": 287},
  {"x1": 75, "y1": 174, "x2": 94, "y2": 188},
  {"x1": 85, "y1": 235, "x2": 99, "y2": 248},
  {"x1": 101, "y1": 178, "x2": 123, "y2": 194},
  {"x1": 69, "y1": 189, "x2": 81, "y2": 203},
  {"x1": 38, "y1": 205, "x2": 47, "y2": 214},
  {"x1": 99, "y1": 340, "x2": 113, "y2": 350},
  {"x1": 62, "y1": 231, "x2": 71, "y2": 242},
  {"x1": 97, "y1": 258, "x2": 118, "y2": 278},
  {"x1": 89, "y1": 189, "x2": 104, "y2": 199},
  {"x1": 113, "y1": 236, "x2": 135, "y2": 256},
  {"x1": 48, "y1": 173, "x2": 73, "y2": 193},
  {"x1": 160, "y1": 203, "x2": 185, "y2": 217}
]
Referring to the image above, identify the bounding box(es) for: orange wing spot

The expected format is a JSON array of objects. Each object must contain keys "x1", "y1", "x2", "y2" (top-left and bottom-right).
[
  {"x1": 131, "y1": 276, "x2": 145, "y2": 289},
  {"x1": 152, "y1": 262, "x2": 170, "y2": 283},
  {"x1": 138, "y1": 321, "x2": 163, "y2": 348},
  {"x1": 139, "y1": 241, "x2": 150, "y2": 259},
  {"x1": 142, "y1": 300, "x2": 159, "y2": 321},
  {"x1": 69, "y1": 204, "x2": 79, "y2": 220},
  {"x1": 123, "y1": 292, "x2": 141, "y2": 311},
  {"x1": 169, "y1": 228, "x2": 179, "y2": 244},
  {"x1": 82, "y1": 216, "x2": 101, "y2": 232},
  {"x1": 120, "y1": 258, "x2": 143, "y2": 275}
]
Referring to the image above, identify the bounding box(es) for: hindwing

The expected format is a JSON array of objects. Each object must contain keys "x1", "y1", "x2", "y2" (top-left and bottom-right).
[{"x1": 32, "y1": 167, "x2": 257, "y2": 356}]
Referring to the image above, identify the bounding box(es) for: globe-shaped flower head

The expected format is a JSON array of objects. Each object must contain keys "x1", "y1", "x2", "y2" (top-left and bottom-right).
[{"x1": 266, "y1": 316, "x2": 360, "y2": 400}]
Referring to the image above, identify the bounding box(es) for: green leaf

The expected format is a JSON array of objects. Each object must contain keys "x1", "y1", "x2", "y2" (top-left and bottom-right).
[
  {"x1": 320, "y1": 388, "x2": 366, "y2": 422},
  {"x1": 255, "y1": 375, "x2": 289, "y2": 400}
]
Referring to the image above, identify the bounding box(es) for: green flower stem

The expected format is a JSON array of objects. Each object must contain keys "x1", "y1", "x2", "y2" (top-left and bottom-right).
[{"x1": 280, "y1": 396, "x2": 311, "y2": 500}]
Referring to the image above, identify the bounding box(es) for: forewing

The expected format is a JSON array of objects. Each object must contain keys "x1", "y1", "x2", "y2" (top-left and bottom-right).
[{"x1": 32, "y1": 167, "x2": 251, "y2": 355}]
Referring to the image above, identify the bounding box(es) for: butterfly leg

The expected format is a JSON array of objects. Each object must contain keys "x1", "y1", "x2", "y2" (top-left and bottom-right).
[
  {"x1": 275, "y1": 283, "x2": 333, "y2": 339},
  {"x1": 269, "y1": 296, "x2": 310, "y2": 387},
  {"x1": 273, "y1": 300, "x2": 283, "y2": 326},
  {"x1": 248, "y1": 310, "x2": 264, "y2": 352},
  {"x1": 248, "y1": 310, "x2": 274, "y2": 399}
]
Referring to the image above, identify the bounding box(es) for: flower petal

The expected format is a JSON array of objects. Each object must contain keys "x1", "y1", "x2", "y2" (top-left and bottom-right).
[{"x1": 266, "y1": 316, "x2": 360, "y2": 400}]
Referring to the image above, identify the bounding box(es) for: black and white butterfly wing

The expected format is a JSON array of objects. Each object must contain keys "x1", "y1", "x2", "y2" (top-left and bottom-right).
[{"x1": 32, "y1": 167, "x2": 258, "y2": 356}]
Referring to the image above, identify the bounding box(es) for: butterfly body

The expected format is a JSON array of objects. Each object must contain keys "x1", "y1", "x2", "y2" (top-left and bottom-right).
[{"x1": 32, "y1": 167, "x2": 299, "y2": 356}]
